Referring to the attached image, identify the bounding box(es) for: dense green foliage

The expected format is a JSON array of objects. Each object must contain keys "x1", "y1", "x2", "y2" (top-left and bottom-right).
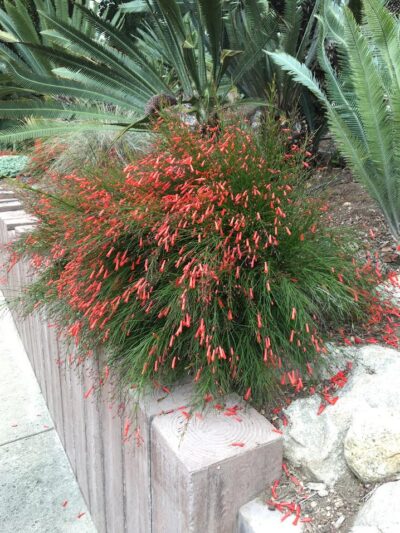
[
  {"x1": 270, "y1": 0, "x2": 400, "y2": 240},
  {"x1": 13, "y1": 118, "x2": 378, "y2": 403}
]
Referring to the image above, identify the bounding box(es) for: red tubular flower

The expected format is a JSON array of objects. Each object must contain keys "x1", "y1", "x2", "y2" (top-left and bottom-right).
[{"x1": 11, "y1": 117, "x2": 391, "y2": 408}]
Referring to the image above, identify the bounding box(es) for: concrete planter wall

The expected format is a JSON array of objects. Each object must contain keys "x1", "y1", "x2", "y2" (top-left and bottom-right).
[{"x1": 0, "y1": 191, "x2": 282, "y2": 533}]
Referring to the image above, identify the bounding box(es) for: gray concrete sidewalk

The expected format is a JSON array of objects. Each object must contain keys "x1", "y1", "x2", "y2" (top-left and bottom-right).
[{"x1": 0, "y1": 292, "x2": 96, "y2": 533}]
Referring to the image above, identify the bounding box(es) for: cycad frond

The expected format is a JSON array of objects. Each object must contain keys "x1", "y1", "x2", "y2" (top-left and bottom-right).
[
  {"x1": 197, "y1": 0, "x2": 223, "y2": 79},
  {"x1": 270, "y1": 0, "x2": 400, "y2": 239},
  {"x1": 37, "y1": 10, "x2": 142, "y2": 85},
  {"x1": 0, "y1": 119, "x2": 144, "y2": 144},
  {"x1": 4, "y1": 60, "x2": 141, "y2": 110},
  {"x1": 316, "y1": 19, "x2": 367, "y2": 146},
  {"x1": 342, "y1": 8, "x2": 395, "y2": 211},
  {"x1": 0, "y1": 100, "x2": 133, "y2": 122},
  {"x1": 362, "y1": 0, "x2": 400, "y2": 89},
  {"x1": 267, "y1": 51, "x2": 326, "y2": 102}
]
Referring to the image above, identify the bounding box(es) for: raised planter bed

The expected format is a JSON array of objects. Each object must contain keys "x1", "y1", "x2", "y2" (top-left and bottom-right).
[{"x1": 0, "y1": 195, "x2": 283, "y2": 532}]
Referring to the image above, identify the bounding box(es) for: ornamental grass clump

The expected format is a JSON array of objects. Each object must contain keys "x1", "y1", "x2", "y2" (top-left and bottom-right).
[{"x1": 12, "y1": 118, "x2": 377, "y2": 403}]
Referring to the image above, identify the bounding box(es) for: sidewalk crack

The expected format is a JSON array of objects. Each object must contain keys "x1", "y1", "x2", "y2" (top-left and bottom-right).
[{"x1": 0, "y1": 426, "x2": 54, "y2": 448}]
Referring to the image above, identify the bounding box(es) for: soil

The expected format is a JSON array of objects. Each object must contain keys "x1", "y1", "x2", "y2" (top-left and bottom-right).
[
  {"x1": 262, "y1": 464, "x2": 378, "y2": 532},
  {"x1": 308, "y1": 166, "x2": 399, "y2": 271},
  {"x1": 301, "y1": 476, "x2": 371, "y2": 533}
]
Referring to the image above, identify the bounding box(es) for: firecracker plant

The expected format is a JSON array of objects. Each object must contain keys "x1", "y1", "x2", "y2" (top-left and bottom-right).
[{"x1": 10, "y1": 116, "x2": 382, "y2": 404}]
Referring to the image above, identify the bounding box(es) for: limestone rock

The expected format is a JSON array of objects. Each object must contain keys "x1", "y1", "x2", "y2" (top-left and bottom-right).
[
  {"x1": 377, "y1": 275, "x2": 400, "y2": 307},
  {"x1": 282, "y1": 395, "x2": 350, "y2": 485},
  {"x1": 352, "y1": 481, "x2": 400, "y2": 532},
  {"x1": 283, "y1": 346, "x2": 400, "y2": 486},
  {"x1": 344, "y1": 408, "x2": 400, "y2": 483}
]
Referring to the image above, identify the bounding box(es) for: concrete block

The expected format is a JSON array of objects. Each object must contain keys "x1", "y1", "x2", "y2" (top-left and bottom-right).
[
  {"x1": 14, "y1": 224, "x2": 35, "y2": 235},
  {"x1": 0, "y1": 209, "x2": 36, "y2": 229},
  {"x1": 101, "y1": 378, "x2": 125, "y2": 533},
  {"x1": 69, "y1": 361, "x2": 91, "y2": 510},
  {"x1": 44, "y1": 323, "x2": 65, "y2": 443},
  {"x1": 150, "y1": 391, "x2": 282, "y2": 533},
  {"x1": 0, "y1": 189, "x2": 16, "y2": 200},
  {"x1": 0, "y1": 210, "x2": 36, "y2": 248},
  {"x1": 83, "y1": 357, "x2": 107, "y2": 533},
  {"x1": 0, "y1": 200, "x2": 23, "y2": 212},
  {"x1": 238, "y1": 498, "x2": 303, "y2": 533},
  {"x1": 58, "y1": 340, "x2": 78, "y2": 474}
]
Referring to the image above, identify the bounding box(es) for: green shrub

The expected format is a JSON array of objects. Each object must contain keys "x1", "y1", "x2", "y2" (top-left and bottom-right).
[
  {"x1": 0, "y1": 154, "x2": 29, "y2": 178},
  {"x1": 269, "y1": 0, "x2": 400, "y2": 241},
  {"x1": 13, "y1": 118, "x2": 377, "y2": 404}
]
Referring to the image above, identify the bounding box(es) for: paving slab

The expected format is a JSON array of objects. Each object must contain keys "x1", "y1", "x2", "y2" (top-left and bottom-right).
[
  {"x1": 0, "y1": 200, "x2": 22, "y2": 211},
  {"x1": 0, "y1": 190, "x2": 16, "y2": 199},
  {"x1": 0, "y1": 430, "x2": 95, "y2": 533},
  {"x1": 0, "y1": 291, "x2": 97, "y2": 533},
  {"x1": 0, "y1": 303, "x2": 54, "y2": 445}
]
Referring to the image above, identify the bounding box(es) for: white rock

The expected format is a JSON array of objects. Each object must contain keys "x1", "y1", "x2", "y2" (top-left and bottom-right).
[
  {"x1": 283, "y1": 346, "x2": 400, "y2": 486},
  {"x1": 344, "y1": 408, "x2": 400, "y2": 483},
  {"x1": 334, "y1": 515, "x2": 345, "y2": 529},
  {"x1": 282, "y1": 395, "x2": 348, "y2": 485},
  {"x1": 318, "y1": 344, "x2": 358, "y2": 381},
  {"x1": 306, "y1": 482, "x2": 326, "y2": 491},
  {"x1": 376, "y1": 276, "x2": 400, "y2": 307},
  {"x1": 238, "y1": 498, "x2": 303, "y2": 532},
  {"x1": 350, "y1": 526, "x2": 382, "y2": 533},
  {"x1": 352, "y1": 481, "x2": 400, "y2": 532}
]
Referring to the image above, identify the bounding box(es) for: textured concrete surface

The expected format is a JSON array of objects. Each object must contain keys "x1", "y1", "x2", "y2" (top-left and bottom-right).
[{"x1": 0, "y1": 292, "x2": 96, "y2": 533}]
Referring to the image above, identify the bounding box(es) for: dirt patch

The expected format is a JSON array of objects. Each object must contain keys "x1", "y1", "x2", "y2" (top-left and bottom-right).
[
  {"x1": 262, "y1": 461, "x2": 379, "y2": 532},
  {"x1": 308, "y1": 167, "x2": 399, "y2": 270},
  {"x1": 300, "y1": 476, "x2": 375, "y2": 532}
]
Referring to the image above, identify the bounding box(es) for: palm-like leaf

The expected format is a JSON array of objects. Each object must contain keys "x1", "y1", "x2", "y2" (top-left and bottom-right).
[
  {"x1": 224, "y1": 0, "x2": 322, "y2": 131},
  {"x1": 0, "y1": 0, "x2": 324, "y2": 145},
  {"x1": 0, "y1": 0, "x2": 237, "y2": 142},
  {"x1": 270, "y1": 0, "x2": 400, "y2": 239},
  {"x1": 0, "y1": 118, "x2": 147, "y2": 144}
]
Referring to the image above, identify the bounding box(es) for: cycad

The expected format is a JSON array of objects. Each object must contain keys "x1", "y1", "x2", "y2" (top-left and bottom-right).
[
  {"x1": 269, "y1": 0, "x2": 400, "y2": 241},
  {"x1": 0, "y1": 0, "x2": 103, "y2": 76},
  {"x1": 225, "y1": 0, "x2": 322, "y2": 131},
  {"x1": 0, "y1": 0, "x2": 325, "y2": 145},
  {"x1": 0, "y1": 0, "x2": 168, "y2": 143},
  {"x1": 0, "y1": 0, "x2": 240, "y2": 143}
]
